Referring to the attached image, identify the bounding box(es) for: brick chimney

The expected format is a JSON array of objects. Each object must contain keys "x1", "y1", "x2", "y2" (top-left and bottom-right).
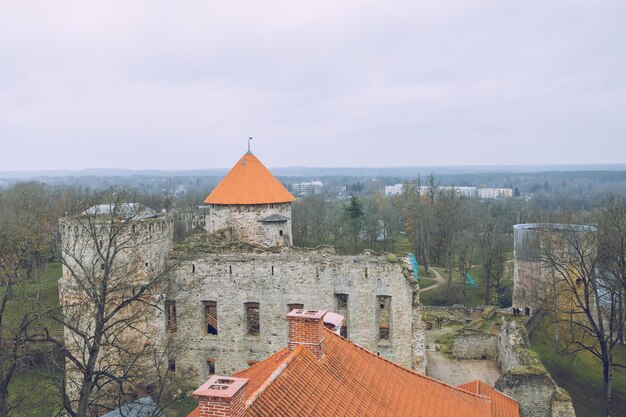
[
  {"x1": 192, "y1": 375, "x2": 249, "y2": 417},
  {"x1": 286, "y1": 309, "x2": 327, "y2": 359}
]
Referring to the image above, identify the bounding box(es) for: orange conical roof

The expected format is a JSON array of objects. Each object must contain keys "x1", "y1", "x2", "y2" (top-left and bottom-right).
[{"x1": 204, "y1": 152, "x2": 296, "y2": 205}]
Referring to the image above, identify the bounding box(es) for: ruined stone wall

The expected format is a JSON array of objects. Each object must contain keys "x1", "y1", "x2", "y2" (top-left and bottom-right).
[
  {"x1": 513, "y1": 259, "x2": 549, "y2": 312},
  {"x1": 207, "y1": 203, "x2": 292, "y2": 246},
  {"x1": 169, "y1": 251, "x2": 424, "y2": 385},
  {"x1": 513, "y1": 224, "x2": 595, "y2": 313},
  {"x1": 59, "y1": 214, "x2": 174, "y2": 285},
  {"x1": 452, "y1": 333, "x2": 498, "y2": 360},
  {"x1": 496, "y1": 319, "x2": 576, "y2": 417}
]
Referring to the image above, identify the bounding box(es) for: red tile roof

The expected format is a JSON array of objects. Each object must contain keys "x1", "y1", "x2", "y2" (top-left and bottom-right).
[
  {"x1": 204, "y1": 153, "x2": 295, "y2": 205},
  {"x1": 458, "y1": 380, "x2": 519, "y2": 417},
  {"x1": 188, "y1": 329, "x2": 517, "y2": 417}
]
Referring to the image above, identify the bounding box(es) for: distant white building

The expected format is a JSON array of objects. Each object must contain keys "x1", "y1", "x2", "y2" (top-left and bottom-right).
[
  {"x1": 292, "y1": 180, "x2": 324, "y2": 195},
  {"x1": 384, "y1": 184, "x2": 404, "y2": 196},
  {"x1": 439, "y1": 186, "x2": 477, "y2": 198},
  {"x1": 385, "y1": 184, "x2": 512, "y2": 200},
  {"x1": 478, "y1": 188, "x2": 513, "y2": 199}
]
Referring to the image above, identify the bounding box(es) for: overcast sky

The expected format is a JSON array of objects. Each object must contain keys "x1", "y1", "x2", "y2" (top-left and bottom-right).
[{"x1": 1, "y1": 1, "x2": 624, "y2": 171}]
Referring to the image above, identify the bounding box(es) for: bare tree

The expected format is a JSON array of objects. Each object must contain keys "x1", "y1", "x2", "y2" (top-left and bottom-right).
[
  {"x1": 541, "y1": 225, "x2": 626, "y2": 417},
  {"x1": 477, "y1": 202, "x2": 511, "y2": 305},
  {"x1": 595, "y1": 195, "x2": 626, "y2": 344},
  {"x1": 402, "y1": 177, "x2": 433, "y2": 273},
  {"x1": 53, "y1": 191, "x2": 182, "y2": 417},
  {"x1": 0, "y1": 185, "x2": 61, "y2": 417},
  {"x1": 434, "y1": 188, "x2": 467, "y2": 285}
]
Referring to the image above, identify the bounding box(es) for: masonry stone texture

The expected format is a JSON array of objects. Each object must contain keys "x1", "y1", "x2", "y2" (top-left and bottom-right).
[
  {"x1": 496, "y1": 319, "x2": 576, "y2": 417},
  {"x1": 452, "y1": 333, "x2": 498, "y2": 360},
  {"x1": 169, "y1": 250, "x2": 425, "y2": 385},
  {"x1": 58, "y1": 154, "x2": 426, "y2": 406},
  {"x1": 206, "y1": 203, "x2": 292, "y2": 247}
]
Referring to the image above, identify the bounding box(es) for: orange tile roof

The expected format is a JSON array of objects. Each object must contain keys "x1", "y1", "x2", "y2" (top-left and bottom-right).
[
  {"x1": 188, "y1": 330, "x2": 505, "y2": 417},
  {"x1": 458, "y1": 380, "x2": 519, "y2": 417},
  {"x1": 204, "y1": 152, "x2": 296, "y2": 205}
]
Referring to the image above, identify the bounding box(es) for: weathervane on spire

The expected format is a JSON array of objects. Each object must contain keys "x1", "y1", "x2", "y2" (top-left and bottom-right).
[{"x1": 247, "y1": 137, "x2": 253, "y2": 154}]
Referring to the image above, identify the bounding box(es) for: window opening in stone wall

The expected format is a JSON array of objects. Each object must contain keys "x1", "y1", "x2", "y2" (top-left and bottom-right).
[
  {"x1": 365, "y1": 267, "x2": 368, "y2": 278},
  {"x1": 165, "y1": 300, "x2": 177, "y2": 333},
  {"x1": 203, "y1": 301, "x2": 218, "y2": 335},
  {"x1": 271, "y1": 266, "x2": 274, "y2": 276},
  {"x1": 335, "y1": 293, "x2": 349, "y2": 338},
  {"x1": 229, "y1": 265, "x2": 232, "y2": 275},
  {"x1": 149, "y1": 223, "x2": 153, "y2": 237},
  {"x1": 132, "y1": 224, "x2": 137, "y2": 234},
  {"x1": 168, "y1": 359, "x2": 176, "y2": 372},
  {"x1": 377, "y1": 295, "x2": 391, "y2": 341},
  {"x1": 206, "y1": 358, "x2": 216, "y2": 375},
  {"x1": 287, "y1": 303, "x2": 304, "y2": 312},
  {"x1": 245, "y1": 302, "x2": 260, "y2": 336},
  {"x1": 192, "y1": 264, "x2": 195, "y2": 274},
  {"x1": 279, "y1": 229, "x2": 284, "y2": 236}
]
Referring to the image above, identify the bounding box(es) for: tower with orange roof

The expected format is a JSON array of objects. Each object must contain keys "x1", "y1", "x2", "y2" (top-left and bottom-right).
[{"x1": 204, "y1": 150, "x2": 296, "y2": 247}]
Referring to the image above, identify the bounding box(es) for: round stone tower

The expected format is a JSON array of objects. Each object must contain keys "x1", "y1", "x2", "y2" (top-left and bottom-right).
[
  {"x1": 204, "y1": 151, "x2": 296, "y2": 247},
  {"x1": 513, "y1": 223, "x2": 595, "y2": 312}
]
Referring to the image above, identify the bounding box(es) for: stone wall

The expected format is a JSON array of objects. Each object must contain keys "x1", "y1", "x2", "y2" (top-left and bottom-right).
[
  {"x1": 59, "y1": 210, "x2": 174, "y2": 404},
  {"x1": 495, "y1": 319, "x2": 576, "y2": 417},
  {"x1": 452, "y1": 333, "x2": 498, "y2": 360},
  {"x1": 206, "y1": 203, "x2": 292, "y2": 247},
  {"x1": 513, "y1": 258, "x2": 549, "y2": 312},
  {"x1": 423, "y1": 306, "x2": 492, "y2": 325},
  {"x1": 169, "y1": 250, "x2": 424, "y2": 386}
]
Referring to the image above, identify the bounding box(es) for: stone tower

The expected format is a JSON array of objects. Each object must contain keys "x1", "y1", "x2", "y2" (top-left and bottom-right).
[
  {"x1": 58, "y1": 203, "x2": 174, "y2": 404},
  {"x1": 204, "y1": 151, "x2": 295, "y2": 246}
]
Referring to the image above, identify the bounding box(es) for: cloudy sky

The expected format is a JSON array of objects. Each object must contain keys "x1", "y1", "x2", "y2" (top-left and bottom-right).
[{"x1": 0, "y1": 1, "x2": 624, "y2": 171}]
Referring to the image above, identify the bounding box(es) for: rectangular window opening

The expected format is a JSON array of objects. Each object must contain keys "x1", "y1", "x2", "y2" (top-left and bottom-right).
[
  {"x1": 245, "y1": 302, "x2": 260, "y2": 336},
  {"x1": 203, "y1": 301, "x2": 218, "y2": 335},
  {"x1": 377, "y1": 295, "x2": 391, "y2": 341},
  {"x1": 206, "y1": 358, "x2": 216, "y2": 375},
  {"x1": 335, "y1": 293, "x2": 349, "y2": 338},
  {"x1": 168, "y1": 359, "x2": 176, "y2": 372},
  {"x1": 165, "y1": 300, "x2": 177, "y2": 333}
]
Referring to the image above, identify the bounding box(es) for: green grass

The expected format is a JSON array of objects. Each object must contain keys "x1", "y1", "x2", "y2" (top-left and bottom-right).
[
  {"x1": 419, "y1": 264, "x2": 513, "y2": 308},
  {"x1": 529, "y1": 315, "x2": 626, "y2": 417},
  {"x1": 1, "y1": 262, "x2": 62, "y2": 330},
  {"x1": 167, "y1": 395, "x2": 199, "y2": 417},
  {"x1": 3, "y1": 263, "x2": 63, "y2": 416},
  {"x1": 4, "y1": 263, "x2": 200, "y2": 417},
  {"x1": 417, "y1": 277, "x2": 438, "y2": 289},
  {"x1": 8, "y1": 370, "x2": 62, "y2": 417}
]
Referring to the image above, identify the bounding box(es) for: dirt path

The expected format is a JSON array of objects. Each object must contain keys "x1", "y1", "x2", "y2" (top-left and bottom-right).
[{"x1": 420, "y1": 267, "x2": 446, "y2": 292}]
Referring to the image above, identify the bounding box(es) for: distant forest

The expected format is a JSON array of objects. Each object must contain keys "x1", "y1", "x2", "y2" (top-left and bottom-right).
[{"x1": 3, "y1": 167, "x2": 625, "y2": 204}]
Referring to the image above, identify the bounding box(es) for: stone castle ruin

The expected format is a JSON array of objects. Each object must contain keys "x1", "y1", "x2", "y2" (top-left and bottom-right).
[
  {"x1": 58, "y1": 203, "x2": 174, "y2": 402},
  {"x1": 512, "y1": 223, "x2": 595, "y2": 313},
  {"x1": 59, "y1": 151, "x2": 426, "y2": 401}
]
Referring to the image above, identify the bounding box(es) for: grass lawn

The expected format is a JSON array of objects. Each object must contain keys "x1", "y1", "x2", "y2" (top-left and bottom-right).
[
  {"x1": 8, "y1": 371, "x2": 62, "y2": 417},
  {"x1": 420, "y1": 264, "x2": 513, "y2": 308},
  {"x1": 4, "y1": 262, "x2": 201, "y2": 417},
  {"x1": 529, "y1": 315, "x2": 626, "y2": 417},
  {"x1": 3, "y1": 262, "x2": 64, "y2": 416},
  {"x1": 1, "y1": 262, "x2": 63, "y2": 332}
]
